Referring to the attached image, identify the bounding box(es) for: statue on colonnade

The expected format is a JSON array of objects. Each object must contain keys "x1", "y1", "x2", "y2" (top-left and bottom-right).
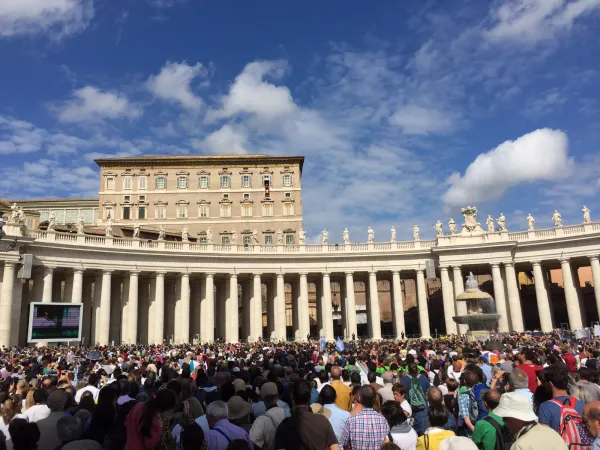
[
  {"x1": 486, "y1": 215, "x2": 494, "y2": 233},
  {"x1": 413, "y1": 225, "x2": 420, "y2": 240},
  {"x1": 391, "y1": 226, "x2": 397, "y2": 242},
  {"x1": 527, "y1": 213, "x2": 535, "y2": 231},
  {"x1": 321, "y1": 229, "x2": 328, "y2": 244},
  {"x1": 343, "y1": 228, "x2": 350, "y2": 245},
  {"x1": 496, "y1": 213, "x2": 507, "y2": 231},
  {"x1": 583, "y1": 205, "x2": 591, "y2": 223},
  {"x1": 435, "y1": 220, "x2": 443, "y2": 236},
  {"x1": 367, "y1": 227, "x2": 374, "y2": 243},
  {"x1": 552, "y1": 210, "x2": 562, "y2": 227}
]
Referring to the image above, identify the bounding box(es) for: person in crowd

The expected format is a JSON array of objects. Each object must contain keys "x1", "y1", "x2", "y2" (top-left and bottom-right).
[
  {"x1": 35, "y1": 389, "x2": 68, "y2": 450},
  {"x1": 443, "y1": 379, "x2": 458, "y2": 414},
  {"x1": 458, "y1": 371, "x2": 479, "y2": 437},
  {"x1": 74, "y1": 374, "x2": 100, "y2": 403},
  {"x1": 180, "y1": 423, "x2": 208, "y2": 450},
  {"x1": 392, "y1": 383, "x2": 412, "y2": 417},
  {"x1": 493, "y1": 392, "x2": 567, "y2": 449},
  {"x1": 125, "y1": 389, "x2": 177, "y2": 450},
  {"x1": 415, "y1": 404, "x2": 455, "y2": 450},
  {"x1": 205, "y1": 401, "x2": 253, "y2": 450},
  {"x1": 400, "y1": 363, "x2": 429, "y2": 436},
  {"x1": 381, "y1": 400, "x2": 417, "y2": 450},
  {"x1": 576, "y1": 367, "x2": 600, "y2": 402},
  {"x1": 379, "y1": 372, "x2": 395, "y2": 404},
  {"x1": 583, "y1": 401, "x2": 600, "y2": 450},
  {"x1": 251, "y1": 382, "x2": 290, "y2": 419},
  {"x1": 54, "y1": 416, "x2": 84, "y2": 450},
  {"x1": 8, "y1": 419, "x2": 41, "y2": 450},
  {"x1": 24, "y1": 389, "x2": 50, "y2": 423},
  {"x1": 538, "y1": 365, "x2": 585, "y2": 432},
  {"x1": 472, "y1": 390, "x2": 504, "y2": 450},
  {"x1": 227, "y1": 396, "x2": 252, "y2": 434},
  {"x1": 330, "y1": 366, "x2": 352, "y2": 411},
  {"x1": 319, "y1": 385, "x2": 350, "y2": 443},
  {"x1": 477, "y1": 357, "x2": 492, "y2": 383},
  {"x1": 368, "y1": 372, "x2": 383, "y2": 392},
  {"x1": 249, "y1": 381, "x2": 285, "y2": 450},
  {"x1": 0, "y1": 396, "x2": 22, "y2": 441},
  {"x1": 518, "y1": 350, "x2": 542, "y2": 394},
  {"x1": 340, "y1": 385, "x2": 389, "y2": 450},
  {"x1": 426, "y1": 387, "x2": 455, "y2": 432}
]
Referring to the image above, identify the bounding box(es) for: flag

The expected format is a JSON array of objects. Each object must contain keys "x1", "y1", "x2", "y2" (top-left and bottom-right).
[
  {"x1": 336, "y1": 337, "x2": 345, "y2": 352},
  {"x1": 320, "y1": 336, "x2": 326, "y2": 352}
]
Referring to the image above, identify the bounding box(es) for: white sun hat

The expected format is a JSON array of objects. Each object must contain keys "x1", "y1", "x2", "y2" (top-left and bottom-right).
[{"x1": 493, "y1": 392, "x2": 538, "y2": 422}]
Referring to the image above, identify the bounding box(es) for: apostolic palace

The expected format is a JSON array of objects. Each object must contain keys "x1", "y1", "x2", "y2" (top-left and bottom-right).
[{"x1": 1, "y1": 154, "x2": 600, "y2": 348}]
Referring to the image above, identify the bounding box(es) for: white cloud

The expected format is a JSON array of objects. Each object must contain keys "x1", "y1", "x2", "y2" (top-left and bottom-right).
[
  {"x1": 0, "y1": 0, "x2": 94, "y2": 39},
  {"x1": 443, "y1": 128, "x2": 573, "y2": 207},
  {"x1": 57, "y1": 86, "x2": 143, "y2": 123},
  {"x1": 524, "y1": 88, "x2": 568, "y2": 117},
  {"x1": 147, "y1": 0, "x2": 186, "y2": 7},
  {"x1": 147, "y1": 61, "x2": 206, "y2": 110},
  {"x1": 211, "y1": 60, "x2": 296, "y2": 122},
  {"x1": 0, "y1": 116, "x2": 46, "y2": 154},
  {"x1": 201, "y1": 124, "x2": 248, "y2": 154},
  {"x1": 485, "y1": 0, "x2": 600, "y2": 44},
  {"x1": 390, "y1": 104, "x2": 456, "y2": 135}
]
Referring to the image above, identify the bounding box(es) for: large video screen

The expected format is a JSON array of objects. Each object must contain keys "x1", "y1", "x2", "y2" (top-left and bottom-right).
[{"x1": 28, "y1": 303, "x2": 83, "y2": 342}]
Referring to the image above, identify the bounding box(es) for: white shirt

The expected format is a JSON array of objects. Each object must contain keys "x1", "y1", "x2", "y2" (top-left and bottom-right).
[
  {"x1": 400, "y1": 400, "x2": 413, "y2": 417},
  {"x1": 24, "y1": 404, "x2": 51, "y2": 422},
  {"x1": 390, "y1": 428, "x2": 418, "y2": 450},
  {"x1": 75, "y1": 385, "x2": 100, "y2": 403}
]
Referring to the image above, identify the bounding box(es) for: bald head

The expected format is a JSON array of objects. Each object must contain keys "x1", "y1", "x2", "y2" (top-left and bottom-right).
[
  {"x1": 483, "y1": 389, "x2": 501, "y2": 410},
  {"x1": 382, "y1": 371, "x2": 393, "y2": 385},
  {"x1": 330, "y1": 366, "x2": 342, "y2": 380},
  {"x1": 584, "y1": 401, "x2": 600, "y2": 420},
  {"x1": 510, "y1": 368, "x2": 528, "y2": 390},
  {"x1": 427, "y1": 386, "x2": 443, "y2": 405}
]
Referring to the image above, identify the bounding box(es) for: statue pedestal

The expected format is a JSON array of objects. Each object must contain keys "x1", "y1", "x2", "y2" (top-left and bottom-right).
[
  {"x1": 3, "y1": 223, "x2": 27, "y2": 237},
  {"x1": 467, "y1": 330, "x2": 491, "y2": 342}
]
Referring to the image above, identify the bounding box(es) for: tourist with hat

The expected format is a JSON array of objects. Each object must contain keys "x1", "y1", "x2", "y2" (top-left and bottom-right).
[
  {"x1": 249, "y1": 382, "x2": 286, "y2": 450},
  {"x1": 493, "y1": 392, "x2": 567, "y2": 449},
  {"x1": 227, "y1": 396, "x2": 252, "y2": 433}
]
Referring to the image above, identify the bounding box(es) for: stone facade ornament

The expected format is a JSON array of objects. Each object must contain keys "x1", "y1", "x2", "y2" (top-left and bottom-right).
[
  {"x1": 15, "y1": 207, "x2": 26, "y2": 225},
  {"x1": 158, "y1": 225, "x2": 166, "y2": 240},
  {"x1": 448, "y1": 218, "x2": 457, "y2": 235},
  {"x1": 48, "y1": 211, "x2": 57, "y2": 231},
  {"x1": 8, "y1": 203, "x2": 18, "y2": 223},
  {"x1": 133, "y1": 222, "x2": 140, "y2": 239},
  {"x1": 182, "y1": 227, "x2": 189, "y2": 242},
  {"x1": 583, "y1": 205, "x2": 591, "y2": 223},
  {"x1": 527, "y1": 213, "x2": 535, "y2": 231},
  {"x1": 105, "y1": 218, "x2": 113, "y2": 237},
  {"x1": 413, "y1": 225, "x2": 420, "y2": 240},
  {"x1": 298, "y1": 229, "x2": 306, "y2": 244},
  {"x1": 435, "y1": 221, "x2": 443, "y2": 236},
  {"x1": 367, "y1": 227, "x2": 374, "y2": 243},
  {"x1": 322, "y1": 229, "x2": 328, "y2": 245},
  {"x1": 460, "y1": 205, "x2": 484, "y2": 234},
  {"x1": 76, "y1": 217, "x2": 85, "y2": 235},
  {"x1": 277, "y1": 229, "x2": 284, "y2": 245},
  {"x1": 206, "y1": 227, "x2": 213, "y2": 244},
  {"x1": 486, "y1": 215, "x2": 494, "y2": 233},
  {"x1": 496, "y1": 213, "x2": 507, "y2": 232},
  {"x1": 391, "y1": 226, "x2": 397, "y2": 243},
  {"x1": 231, "y1": 229, "x2": 238, "y2": 245},
  {"x1": 252, "y1": 228, "x2": 259, "y2": 243},
  {"x1": 343, "y1": 228, "x2": 350, "y2": 245},
  {"x1": 552, "y1": 209, "x2": 562, "y2": 227}
]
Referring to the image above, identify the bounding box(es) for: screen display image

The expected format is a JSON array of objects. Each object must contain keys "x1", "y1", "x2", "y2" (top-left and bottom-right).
[{"x1": 28, "y1": 303, "x2": 82, "y2": 342}]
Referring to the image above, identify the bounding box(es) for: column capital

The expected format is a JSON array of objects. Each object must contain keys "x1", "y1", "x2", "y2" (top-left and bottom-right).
[
  {"x1": 102, "y1": 269, "x2": 113, "y2": 275},
  {"x1": 43, "y1": 266, "x2": 54, "y2": 274},
  {"x1": 180, "y1": 272, "x2": 190, "y2": 278},
  {"x1": 589, "y1": 255, "x2": 599, "y2": 263},
  {"x1": 368, "y1": 271, "x2": 378, "y2": 276},
  {"x1": 322, "y1": 272, "x2": 330, "y2": 278},
  {"x1": 129, "y1": 270, "x2": 141, "y2": 275},
  {"x1": 530, "y1": 261, "x2": 542, "y2": 267},
  {"x1": 440, "y1": 266, "x2": 449, "y2": 272},
  {"x1": 416, "y1": 268, "x2": 424, "y2": 274},
  {"x1": 204, "y1": 272, "x2": 215, "y2": 278},
  {"x1": 345, "y1": 271, "x2": 354, "y2": 276},
  {"x1": 73, "y1": 268, "x2": 85, "y2": 275},
  {"x1": 504, "y1": 262, "x2": 515, "y2": 268},
  {"x1": 391, "y1": 270, "x2": 400, "y2": 276},
  {"x1": 277, "y1": 273, "x2": 285, "y2": 279},
  {"x1": 560, "y1": 258, "x2": 570, "y2": 264},
  {"x1": 490, "y1": 263, "x2": 501, "y2": 269},
  {"x1": 298, "y1": 272, "x2": 308, "y2": 277},
  {"x1": 155, "y1": 271, "x2": 167, "y2": 277},
  {"x1": 253, "y1": 273, "x2": 262, "y2": 279},
  {"x1": 230, "y1": 273, "x2": 238, "y2": 279},
  {"x1": 3, "y1": 261, "x2": 17, "y2": 269}
]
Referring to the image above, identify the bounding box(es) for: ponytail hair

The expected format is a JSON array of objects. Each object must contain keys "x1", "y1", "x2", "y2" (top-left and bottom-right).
[{"x1": 140, "y1": 389, "x2": 176, "y2": 437}]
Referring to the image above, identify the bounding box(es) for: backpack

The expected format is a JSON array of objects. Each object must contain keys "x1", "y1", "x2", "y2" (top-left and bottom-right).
[
  {"x1": 483, "y1": 416, "x2": 514, "y2": 450},
  {"x1": 551, "y1": 396, "x2": 595, "y2": 450},
  {"x1": 472, "y1": 383, "x2": 490, "y2": 421},
  {"x1": 409, "y1": 376, "x2": 426, "y2": 410}
]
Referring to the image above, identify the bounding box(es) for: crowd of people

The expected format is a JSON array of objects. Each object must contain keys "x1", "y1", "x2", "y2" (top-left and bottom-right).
[{"x1": 1, "y1": 333, "x2": 600, "y2": 450}]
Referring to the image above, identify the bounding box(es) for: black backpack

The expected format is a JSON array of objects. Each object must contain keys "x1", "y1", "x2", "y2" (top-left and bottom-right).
[{"x1": 484, "y1": 416, "x2": 514, "y2": 450}]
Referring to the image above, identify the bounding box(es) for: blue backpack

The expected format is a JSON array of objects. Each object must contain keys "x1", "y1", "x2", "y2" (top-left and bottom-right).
[{"x1": 471, "y1": 383, "x2": 490, "y2": 421}]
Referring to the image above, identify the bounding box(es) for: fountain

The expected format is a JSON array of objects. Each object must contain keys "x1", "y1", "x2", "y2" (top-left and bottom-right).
[{"x1": 452, "y1": 272, "x2": 500, "y2": 341}]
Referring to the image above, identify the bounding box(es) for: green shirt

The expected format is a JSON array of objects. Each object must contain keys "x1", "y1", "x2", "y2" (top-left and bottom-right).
[{"x1": 472, "y1": 412, "x2": 504, "y2": 450}]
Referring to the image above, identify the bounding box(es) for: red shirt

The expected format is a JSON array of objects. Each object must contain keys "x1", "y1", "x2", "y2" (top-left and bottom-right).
[
  {"x1": 520, "y1": 363, "x2": 542, "y2": 393},
  {"x1": 563, "y1": 353, "x2": 577, "y2": 373}
]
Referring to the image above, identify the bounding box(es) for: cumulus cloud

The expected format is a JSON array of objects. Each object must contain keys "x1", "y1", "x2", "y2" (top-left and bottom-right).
[
  {"x1": 201, "y1": 124, "x2": 248, "y2": 154},
  {"x1": 0, "y1": 0, "x2": 94, "y2": 39},
  {"x1": 0, "y1": 116, "x2": 45, "y2": 154},
  {"x1": 485, "y1": 0, "x2": 600, "y2": 44},
  {"x1": 443, "y1": 128, "x2": 573, "y2": 207},
  {"x1": 57, "y1": 86, "x2": 143, "y2": 123},
  {"x1": 147, "y1": 61, "x2": 206, "y2": 110}
]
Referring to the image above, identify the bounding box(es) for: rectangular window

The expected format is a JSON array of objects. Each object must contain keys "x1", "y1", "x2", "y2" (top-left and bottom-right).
[
  {"x1": 123, "y1": 176, "x2": 132, "y2": 190},
  {"x1": 177, "y1": 204, "x2": 188, "y2": 218},
  {"x1": 177, "y1": 176, "x2": 188, "y2": 189},
  {"x1": 286, "y1": 234, "x2": 294, "y2": 245},
  {"x1": 243, "y1": 235, "x2": 252, "y2": 246},
  {"x1": 199, "y1": 204, "x2": 209, "y2": 218},
  {"x1": 39, "y1": 210, "x2": 50, "y2": 222},
  {"x1": 244, "y1": 193, "x2": 250, "y2": 199},
  {"x1": 104, "y1": 207, "x2": 113, "y2": 220},
  {"x1": 199, "y1": 237, "x2": 207, "y2": 244},
  {"x1": 242, "y1": 204, "x2": 252, "y2": 217},
  {"x1": 55, "y1": 210, "x2": 66, "y2": 224},
  {"x1": 65, "y1": 209, "x2": 78, "y2": 224},
  {"x1": 156, "y1": 176, "x2": 166, "y2": 189},
  {"x1": 262, "y1": 175, "x2": 271, "y2": 187},
  {"x1": 106, "y1": 177, "x2": 115, "y2": 190},
  {"x1": 198, "y1": 176, "x2": 209, "y2": 188},
  {"x1": 284, "y1": 204, "x2": 294, "y2": 216},
  {"x1": 138, "y1": 206, "x2": 146, "y2": 220},
  {"x1": 241, "y1": 175, "x2": 251, "y2": 187},
  {"x1": 123, "y1": 206, "x2": 131, "y2": 220},
  {"x1": 285, "y1": 192, "x2": 291, "y2": 199},
  {"x1": 221, "y1": 235, "x2": 230, "y2": 245},
  {"x1": 124, "y1": 195, "x2": 131, "y2": 203},
  {"x1": 139, "y1": 195, "x2": 145, "y2": 202},
  {"x1": 138, "y1": 176, "x2": 147, "y2": 190},
  {"x1": 220, "y1": 175, "x2": 230, "y2": 188},
  {"x1": 264, "y1": 235, "x2": 273, "y2": 246},
  {"x1": 262, "y1": 204, "x2": 273, "y2": 217},
  {"x1": 220, "y1": 204, "x2": 231, "y2": 217},
  {"x1": 283, "y1": 174, "x2": 292, "y2": 186},
  {"x1": 156, "y1": 204, "x2": 165, "y2": 219}
]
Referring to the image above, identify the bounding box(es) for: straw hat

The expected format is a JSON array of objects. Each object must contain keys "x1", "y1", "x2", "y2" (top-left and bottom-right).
[
  {"x1": 493, "y1": 392, "x2": 537, "y2": 422},
  {"x1": 228, "y1": 395, "x2": 251, "y2": 420},
  {"x1": 310, "y1": 403, "x2": 332, "y2": 419}
]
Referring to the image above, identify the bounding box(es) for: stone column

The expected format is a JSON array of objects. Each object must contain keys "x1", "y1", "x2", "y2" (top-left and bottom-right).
[
  {"x1": 315, "y1": 278, "x2": 323, "y2": 336},
  {"x1": 251, "y1": 274, "x2": 262, "y2": 341},
  {"x1": 291, "y1": 278, "x2": 301, "y2": 340},
  {"x1": 491, "y1": 264, "x2": 510, "y2": 332},
  {"x1": 71, "y1": 269, "x2": 84, "y2": 304},
  {"x1": 391, "y1": 271, "x2": 405, "y2": 338},
  {"x1": 321, "y1": 273, "x2": 334, "y2": 340},
  {"x1": 202, "y1": 274, "x2": 215, "y2": 342},
  {"x1": 532, "y1": 262, "x2": 553, "y2": 332},
  {"x1": 10, "y1": 278, "x2": 23, "y2": 346},
  {"x1": 98, "y1": 270, "x2": 112, "y2": 346},
  {"x1": 42, "y1": 267, "x2": 54, "y2": 303},
  {"x1": 128, "y1": 271, "x2": 139, "y2": 344},
  {"x1": 344, "y1": 272, "x2": 357, "y2": 340},
  {"x1": 121, "y1": 276, "x2": 130, "y2": 344},
  {"x1": 453, "y1": 266, "x2": 468, "y2": 334},
  {"x1": 440, "y1": 267, "x2": 457, "y2": 335},
  {"x1": 416, "y1": 269, "x2": 431, "y2": 338},
  {"x1": 81, "y1": 277, "x2": 93, "y2": 345},
  {"x1": 179, "y1": 273, "x2": 190, "y2": 344},
  {"x1": 590, "y1": 256, "x2": 600, "y2": 322},
  {"x1": 504, "y1": 263, "x2": 524, "y2": 332},
  {"x1": 227, "y1": 274, "x2": 239, "y2": 342},
  {"x1": 110, "y1": 277, "x2": 122, "y2": 345},
  {"x1": 154, "y1": 272, "x2": 165, "y2": 344},
  {"x1": 92, "y1": 274, "x2": 102, "y2": 344},
  {"x1": 275, "y1": 274, "x2": 286, "y2": 340},
  {"x1": 241, "y1": 281, "x2": 250, "y2": 341},
  {"x1": 64, "y1": 273, "x2": 73, "y2": 304},
  {"x1": 0, "y1": 262, "x2": 16, "y2": 347},
  {"x1": 299, "y1": 273, "x2": 310, "y2": 339},
  {"x1": 368, "y1": 271, "x2": 382, "y2": 340},
  {"x1": 561, "y1": 259, "x2": 583, "y2": 330}
]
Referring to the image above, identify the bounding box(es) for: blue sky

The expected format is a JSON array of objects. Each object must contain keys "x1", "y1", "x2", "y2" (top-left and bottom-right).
[{"x1": 1, "y1": 0, "x2": 600, "y2": 242}]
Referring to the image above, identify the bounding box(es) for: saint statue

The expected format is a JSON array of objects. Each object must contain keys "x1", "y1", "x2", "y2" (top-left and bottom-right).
[
  {"x1": 158, "y1": 225, "x2": 166, "y2": 240},
  {"x1": 435, "y1": 220, "x2": 443, "y2": 236},
  {"x1": 76, "y1": 216, "x2": 85, "y2": 235},
  {"x1": 298, "y1": 228, "x2": 306, "y2": 244},
  {"x1": 527, "y1": 213, "x2": 535, "y2": 231},
  {"x1": 486, "y1": 215, "x2": 494, "y2": 233},
  {"x1": 16, "y1": 207, "x2": 26, "y2": 225},
  {"x1": 322, "y1": 229, "x2": 328, "y2": 245},
  {"x1": 252, "y1": 228, "x2": 259, "y2": 243},
  {"x1": 48, "y1": 211, "x2": 57, "y2": 231},
  {"x1": 105, "y1": 217, "x2": 113, "y2": 237},
  {"x1": 367, "y1": 227, "x2": 374, "y2": 243},
  {"x1": 583, "y1": 205, "x2": 591, "y2": 223},
  {"x1": 496, "y1": 213, "x2": 507, "y2": 232},
  {"x1": 552, "y1": 209, "x2": 562, "y2": 227},
  {"x1": 133, "y1": 222, "x2": 140, "y2": 239},
  {"x1": 391, "y1": 226, "x2": 397, "y2": 243},
  {"x1": 231, "y1": 229, "x2": 238, "y2": 245},
  {"x1": 8, "y1": 203, "x2": 18, "y2": 223},
  {"x1": 343, "y1": 228, "x2": 350, "y2": 245},
  {"x1": 448, "y1": 218, "x2": 457, "y2": 235},
  {"x1": 413, "y1": 224, "x2": 420, "y2": 240},
  {"x1": 277, "y1": 229, "x2": 284, "y2": 245},
  {"x1": 182, "y1": 226, "x2": 189, "y2": 242},
  {"x1": 206, "y1": 227, "x2": 213, "y2": 244}
]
